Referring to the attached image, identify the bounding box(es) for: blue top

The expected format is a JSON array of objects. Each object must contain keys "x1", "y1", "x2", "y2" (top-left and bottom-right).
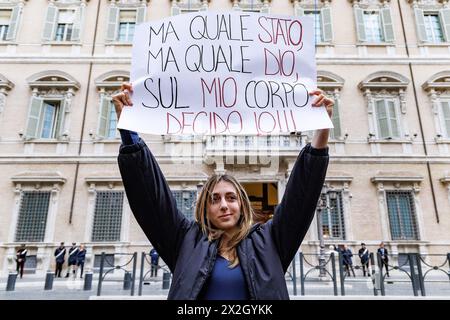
[{"x1": 200, "y1": 256, "x2": 249, "y2": 300}]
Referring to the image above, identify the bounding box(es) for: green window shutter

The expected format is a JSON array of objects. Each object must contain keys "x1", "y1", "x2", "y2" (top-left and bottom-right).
[
  {"x1": 441, "y1": 101, "x2": 450, "y2": 137},
  {"x1": 171, "y1": 5, "x2": 181, "y2": 16},
  {"x1": 200, "y1": 2, "x2": 208, "y2": 12},
  {"x1": 56, "y1": 99, "x2": 67, "y2": 139},
  {"x1": 355, "y1": 7, "x2": 366, "y2": 42},
  {"x1": 106, "y1": 6, "x2": 119, "y2": 41},
  {"x1": 321, "y1": 7, "x2": 333, "y2": 42},
  {"x1": 414, "y1": 8, "x2": 427, "y2": 42},
  {"x1": 25, "y1": 96, "x2": 43, "y2": 140},
  {"x1": 376, "y1": 100, "x2": 389, "y2": 138},
  {"x1": 331, "y1": 98, "x2": 341, "y2": 138},
  {"x1": 6, "y1": 5, "x2": 20, "y2": 41},
  {"x1": 295, "y1": 6, "x2": 304, "y2": 16},
  {"x1": 136, "y1": 6, "x2": 147, "y2": 25},
  {"x1": 97, "y1": 95, "x2": 110, "y2": 139},
  {"x1": 42, "y1": 5, "x2": 58, "y2": 41},
  {"x1": 71, "y1": 6, "x2": 85, "y2": 41},
  {"x1": 260, "y1": 5, "x2": 270, "y2": 14},
  {"x1": 387, "y1": 100, "x2": 399, "y2": 138},
  {"x1": 380, "y1": 7, "x2": 395, "y2": 42},
  {"x1": 439, "y1": 8, "x2": 450, "y2": 42}
]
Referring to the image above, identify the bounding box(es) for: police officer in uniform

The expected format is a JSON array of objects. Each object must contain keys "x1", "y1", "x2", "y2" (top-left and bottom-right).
[{"x1": 54, "y1": 242, "x2": 66, "y2": 278}]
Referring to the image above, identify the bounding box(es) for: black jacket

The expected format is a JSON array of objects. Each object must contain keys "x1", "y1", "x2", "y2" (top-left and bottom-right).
[{"x1": 118, "y1": 139, "x2": 329, "y2": 300}]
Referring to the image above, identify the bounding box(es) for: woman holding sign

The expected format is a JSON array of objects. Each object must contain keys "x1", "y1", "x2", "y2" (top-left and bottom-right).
[{"x1": 113, "y1": 83, "x2": 333, "y2": 300}]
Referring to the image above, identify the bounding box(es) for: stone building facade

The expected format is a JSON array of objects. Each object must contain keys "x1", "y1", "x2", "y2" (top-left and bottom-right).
[{"x1": 0, "y1": 0, "x2": 449, "y2": 276}]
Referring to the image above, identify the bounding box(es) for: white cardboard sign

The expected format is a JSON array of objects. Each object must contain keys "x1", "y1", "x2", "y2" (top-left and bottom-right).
[{"x1": 117, "y1": 11, "x2": 333, "y2": 135}]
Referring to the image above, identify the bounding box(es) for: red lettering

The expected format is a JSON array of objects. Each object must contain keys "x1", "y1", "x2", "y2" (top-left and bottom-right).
[{"x1": 166, "y1": 113, "x2": 182, "y2": 134}]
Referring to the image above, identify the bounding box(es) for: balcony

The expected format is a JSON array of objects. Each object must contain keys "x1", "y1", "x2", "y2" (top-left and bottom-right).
[{"x1": 204, "y1": 134, "x2": 305, "y2": 157}]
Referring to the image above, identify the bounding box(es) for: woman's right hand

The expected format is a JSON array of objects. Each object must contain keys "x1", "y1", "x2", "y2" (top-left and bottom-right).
[{"x1": 112, "y1": 82, "x2": 133, "y2": 120}]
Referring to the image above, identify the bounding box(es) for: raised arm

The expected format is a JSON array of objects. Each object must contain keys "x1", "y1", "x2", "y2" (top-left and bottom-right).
[
  {"x1": 113, "y1": 83, "x2": 191, "y2": 272},
  {"x1": 271, "y1": 90, "x2": 333, "y2": 271}
]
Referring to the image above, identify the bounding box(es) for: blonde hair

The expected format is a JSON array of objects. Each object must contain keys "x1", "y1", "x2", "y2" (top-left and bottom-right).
[{"x1": 195, "y1": 174, "x2": 254, "y2": 267}]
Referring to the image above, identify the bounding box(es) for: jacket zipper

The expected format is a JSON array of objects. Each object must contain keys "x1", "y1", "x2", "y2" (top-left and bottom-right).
[
  {"x1": 194, "y1": 241, "x2": 218, "y2": 299},
  {"x1": 237, "y1": 241, "x2": 257, "y2": 300}
]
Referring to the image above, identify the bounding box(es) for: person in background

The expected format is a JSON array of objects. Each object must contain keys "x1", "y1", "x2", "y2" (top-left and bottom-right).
[
  {"x1": 54, "y1": 242, "x2": 66, "y2": 278},
  {"x1": 377, "y1": 242, "x2": 390, "y2": 277},
  {"x1": 150, "y1": 248, "x2": 159, "y2": 277},
  {"x1": 76, "y1": 244, "x2": 87, "y2": 278},
  {"x1": 341, "y1": 244, "x2": 356, "y2": 277},
  {"x1": 15, "y1": 244, "x2": 27, "y2": 279},
  {"x1": 66, "y1": 242, "x2": 79, "y2": 278},
  {"x1": 358, "y1": 242, "x2": 370, "y2": 277}
]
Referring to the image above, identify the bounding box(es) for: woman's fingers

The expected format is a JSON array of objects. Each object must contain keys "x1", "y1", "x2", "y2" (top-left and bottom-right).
[
  {"x1": 123, "y1": 89, "x2": 133, "y2": 106},
  {"x1": 112, "y1": 82, "x2": 134, "y2": 120},
  {"x1": 313, "y1": 95, "x2": 325, "y2": 107},
  {"x1": 309, "y1": 90, "x2": 334, "y2": 118},
  {"x1": 120, "y1": 82, "x2": 133, "y2": 92}
]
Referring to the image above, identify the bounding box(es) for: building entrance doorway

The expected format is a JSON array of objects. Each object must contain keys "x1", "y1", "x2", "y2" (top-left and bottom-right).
[{"x1": 242, "y1": 182, "x2": 278, "y2": 223}]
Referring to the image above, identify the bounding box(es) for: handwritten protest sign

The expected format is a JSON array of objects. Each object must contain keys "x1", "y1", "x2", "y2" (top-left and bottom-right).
[{"x1": 117, "y1": 11, "x2": 333, "y2": 135}]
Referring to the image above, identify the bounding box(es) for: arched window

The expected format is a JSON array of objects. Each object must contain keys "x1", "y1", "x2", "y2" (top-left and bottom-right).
[
  {"x1": 25, "y1": 71, "x2": 80, "y2": 140},
  {"x1": 94, "y1": 71, "x2": 130, "y2": 140},
  {"x1": 359, "y1": 71, "x2": 409, "y2": 141},
  {"x1": 422, "y1": 71, "x2": 450, "y2": 141},
  {"x1": 318, "y1": 71, "x2": 344, "y2": 140}
]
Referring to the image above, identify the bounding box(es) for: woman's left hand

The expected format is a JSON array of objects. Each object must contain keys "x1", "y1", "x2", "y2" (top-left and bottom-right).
[{"x1": 309, "y1": 90, "x2": 334, "y2": 118}]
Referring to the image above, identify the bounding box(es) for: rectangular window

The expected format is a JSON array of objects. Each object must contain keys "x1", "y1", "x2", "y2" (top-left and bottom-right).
[
  {"x1": 238, "y1": 0, "x2": 265, "y2": 13},
  {"x1": 304, "y1": 10, "x2": 322, "y2": 43},
  {"x1": 386, "y1": 191, "x2": 419, "y2": 240},
  {"x1": 0, "y1": 10, "x2": 10, "y2": 40},
  {"x1": 441, "y1": 100, "x2": 450, "y2": 138},
  {"x1": 55, "y1": 10, "x2": 74, "y2": 41},
  {"x1": 364, "y1": 11, "x2": 384, "y2": 42},
  {"x1": 91, "y1": 191, "x2": 123, "y2": 242},
  {"x1": 118, "y1": 10, "x2": 135, "y2": 42},
  {"x1": 172, "y1": 190, "x2": 196, "y2": 220},
  {"x1": 93, "y1": 254, "x2": 115, "y2": 273},
  {"x1": 24, "y1": 255, "x2": 37, "y2": 274},
  {"x1": 321, "y1": 191, "x2": 345, "y2": 240},
  {"x1": 424, "y1": 13, "x2": 445, "y2": 43},
  {"x1": 375, "y1": 99, "x2": 400, "y2": 139},
  {"x1": 15, "y1": 191, "x2": 50, "y2": 242}
]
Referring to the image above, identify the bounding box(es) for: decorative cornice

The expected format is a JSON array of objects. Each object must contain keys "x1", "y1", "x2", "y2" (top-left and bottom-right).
[
  {"x1": 422, "y1": 71, "x2": 450, "y2": 91},
  {"x1": 371, "y1": 175, "x2": 423, "y2": 184},
  {"x1": 11, "y1": 171, "x2": 66, "y2": 184},
  {"x1": 27, "y1": 71, "x2": 80, "y2": 91},
  {"x1": 85, "y1": 176, "x2": 122, "y2": 184},
  {"x1": 0, "y1": 74, "x2": 14, "y2": 93},
  {"x1": 317, "y1": 71, "x2": 345, "y2": 89},
  {"x1": 94, "y1": 70, "x2": 130, "y2": 90},
  {"x1": 325, "y1": 176, "x2": 353, "y2": 182},
  {"x1": 359, "y1": 71, "x2": 409, "y2": 91}
]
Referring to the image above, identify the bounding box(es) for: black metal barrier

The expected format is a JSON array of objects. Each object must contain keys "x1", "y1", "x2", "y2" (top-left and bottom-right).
[
  {"x1": 2, "y1": 251, "x2": 448, "y2": 297},
  {"x1": 138, "y1": 252, "x2": 171, "y2": 295},
  {"x1": 96, "y1": 252, "x2": 137, "y2": 296},
  {"x1": 292, "y1": 251, "x2": 450, "y2": 297},
  {"x1": 6, "y1": 272, "x2": 17, "y2": 291}
]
